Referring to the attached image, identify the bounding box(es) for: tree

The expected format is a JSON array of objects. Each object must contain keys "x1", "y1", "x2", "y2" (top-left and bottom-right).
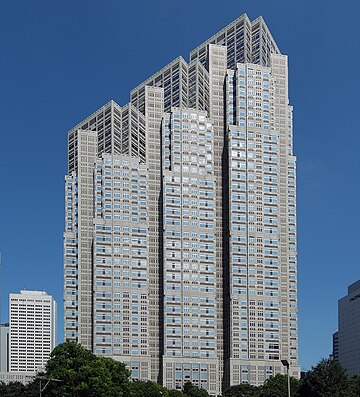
[
  {"x1": 349, "y1": 375, "x2": 360, "y2": 397},
  {"x1": 45, "y1": 341, "x2": 131, "y2": 397},
  {"x1": 224, "y1": 382, "x2": 262, "y2": 397},
  {"x1": 298, "y1": 358, "x2": 352, "y2": 397},
  {"x1": 183, "y1": 381, "x2": 194, "y2": 395},
  {"x1": 182, "y1": 381, "x2": 210, "y2": 397},
  {"x1": 129, "y1": 380, "x2": 169, "y2": 397},
  {"x1": 260, "y1": 374, "x2": 299, "y2": 397},
  {"x1": 97, "y1": 356, "x2": 131, "y2": 394},
  {"x1": 168, "y1": 389, "x2": 186, "y2": 397},
  {"x1": 0, "y1": 381, "x2": 26, "y2": 397},
  {"x1": 45, "y1": 340, "x2": 95, "y2": 396},
  {"x1": 24, "y1": 377, "x2": 48, "y2": 397}
]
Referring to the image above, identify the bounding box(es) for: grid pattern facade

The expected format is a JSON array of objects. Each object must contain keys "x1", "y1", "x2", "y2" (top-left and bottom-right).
[
  {"x1": 190, "y1": 14, "x2": 280, "y2": 69},
  {"x1": 92, "y1": 154, "x2": 150, "y2": 378},
  {"x1": 225, "y1": 59, "x2": 298, "y2": 384},
  {"x1": 64, "y1": 13, "x2": 299, "y2": 395},
  {"x1": 161, "y1": 109, "x2": 217, "y2": 393},
  {"x1": 68, "y1": 101, "x2": 146, "y2": 174},
  {"x1": 131, "y1": 57, "x2": 189, "y2": 115},
  {"x1": 64, "y1": 173, "x2": 79, "y2": 341},
  {"x1": 9, "y1": 291, "x2": 56, "y2": 372},
  {"x1": 188, "y1": 60, "x2": 210, "y2": 112},
  {"x1": 64, "y1": 130, "x2": 99, "y2": 348},
  {"x1": 337, "y1": 280, "x2": 360, "y2": 375},
  {"x1": 0, "y1": 323, "x2": 9, "y2": 372},
  {"x1": 332, "y1": 331, "x2": 339, "y2": 361}
]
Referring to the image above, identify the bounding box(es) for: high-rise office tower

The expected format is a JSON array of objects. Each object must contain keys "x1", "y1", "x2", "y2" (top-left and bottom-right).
[
  {"x1": 334, "y1": 280, "x2": 360, "y2": 375},
  {"x1": 332, "y1": 331, "x2": 339, "y2": 361},
  {"x1": 64, "y1": 14, "x2": 299, "y2": 394},
  {"x1": 0, "y1": 323, "x2": 9, "y2": 372},
  {"x1": 9, "y1": 291, "x2": 56, "y2": 372}
]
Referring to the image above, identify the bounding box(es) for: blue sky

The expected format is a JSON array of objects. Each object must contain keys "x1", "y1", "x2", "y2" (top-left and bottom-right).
[{"x1": 0, "y1": 0, "x2": 359, "y2": 371}]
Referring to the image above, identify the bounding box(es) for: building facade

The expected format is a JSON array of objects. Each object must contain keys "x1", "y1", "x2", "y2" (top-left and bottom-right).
[
  {"x1": 9, "y1": 291, "x2": 56, "y2": 372},
  {"x1": 0, "y1": 323, "x2": 9, "y2": 372},
  {"x1": 332, "y1": 331, "x2": 339, "y2": 361},
  {"x1": 335, "y1": 280, "x2": 360, "y2": 375},
  {"x1": 64, "y1": 14, "x2": 299, "y2": 394},
  {"x1": 0, "y1": 372, "x2": 36, "y2": 385}
]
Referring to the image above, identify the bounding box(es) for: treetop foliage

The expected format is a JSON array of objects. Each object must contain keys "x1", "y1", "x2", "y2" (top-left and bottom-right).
[{"x1": 1, "y1": 344, "x2": 359, "y2": 397}]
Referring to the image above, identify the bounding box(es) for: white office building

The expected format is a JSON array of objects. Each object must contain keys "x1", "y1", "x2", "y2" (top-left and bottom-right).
[{"x1": 9, "y1": 290, "x2": 56, "y2": 372}]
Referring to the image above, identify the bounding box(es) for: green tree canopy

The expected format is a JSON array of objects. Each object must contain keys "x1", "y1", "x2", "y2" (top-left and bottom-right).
[
  {"x1": 168, "y1": 389, "x2": 187, "y2": 397},
  {"x1": 224, "y1": 382, "x2": 262, "y2": 397},
  {"x1": 349, "y1": 375, "x2": 360, "y2": 397},
  {"x1": 0, "y1": 381, "x2": 26, "y2": 397},
  {"x1": 182, "y1": 381, "x2": 210, "y2": 397},
  {"x1": 260, "y1": 374, "x2": 299, "y2": 397},
  {"x1": 298, "y1": 358, "x2": 351, "y2": 397},
  {"x1": 129, "y1": 380, "x2": 169, "y2": 397},
  {"x1": 45, "y1": 341, "x2": 131, "y2": 397}
]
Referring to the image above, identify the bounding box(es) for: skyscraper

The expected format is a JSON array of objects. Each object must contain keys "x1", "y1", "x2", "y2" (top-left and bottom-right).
[
  {"x1": 64, "y1": 14, "x2": 299, "y2": 394},
  {"x1": 0, "y1": 323, "x2": 9, "y2": 372},
  {"x1": 9, "y1": 290, "x2": 56, "y2": 372},
  {"x1": 334, "y1": 280, "x2": 360, "y2": 375}
]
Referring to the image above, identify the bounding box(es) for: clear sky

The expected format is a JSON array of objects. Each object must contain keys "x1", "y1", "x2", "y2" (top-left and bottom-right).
[{"x1": 0, "y1": 0, "x2": 359, "y2": 372}]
